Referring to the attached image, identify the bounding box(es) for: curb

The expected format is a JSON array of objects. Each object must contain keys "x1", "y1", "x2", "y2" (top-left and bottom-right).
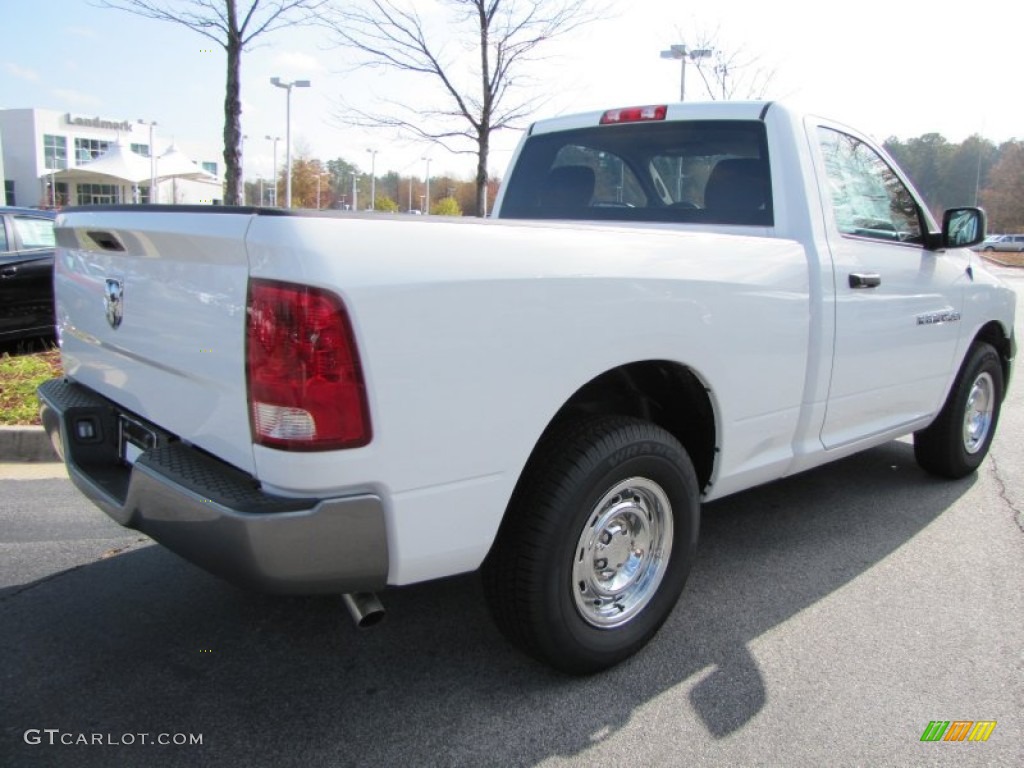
[
  {"x1": 0, "y1": 425, "x2": 59, "y2": 463},
  {"x1": 979, "y1": 253, "x2": 1024, "y2": 268}
]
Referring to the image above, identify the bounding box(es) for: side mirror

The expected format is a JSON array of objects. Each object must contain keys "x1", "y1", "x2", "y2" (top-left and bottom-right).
[{"x1": 939, "y1": 207, "x2": 986, "y2": 250}]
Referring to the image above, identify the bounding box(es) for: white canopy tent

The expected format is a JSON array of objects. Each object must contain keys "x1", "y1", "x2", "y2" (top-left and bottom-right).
[
  {"x1": 152, "y1": 144, "x2": 219, "y2": 204},
  {"x1": 52, "y1": 140, "x2": 152, "y2": 184},
  {"x1": 43, "y1": 141, "x2": 220, "y2": 206},
  {"x1": 45, "y1": 141, "x2": 153, "y2": 205},
  {"x1": 156, "y1": 144, "x2": 217, "y2": 181}
]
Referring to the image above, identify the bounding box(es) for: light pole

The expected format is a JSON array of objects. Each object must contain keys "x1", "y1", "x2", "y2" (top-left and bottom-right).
[
  {"x1": 270, "y1": 76, "x2": 311, "y2": 208},
  {"x1": 316, "y1": 171, "x2": 328, "y2": 209},
  {"x1": 365, "y1": 148, "x2": 378, "y2": 211},
  {"x1": 421, "y1": 156, "x2": 431, "y2": 216},
  {"x1": 659, "y1": 44, "x2": 713, "y2": 101},
  {"x1": 137, "y1": 119, "x2": 157, "y2": 203},
  {"x1": 265, "y1": 135, "x2": 280, "y2": 206},
  {"x1": 340, "y1": 172, "x2": 351, "y2": 210}
]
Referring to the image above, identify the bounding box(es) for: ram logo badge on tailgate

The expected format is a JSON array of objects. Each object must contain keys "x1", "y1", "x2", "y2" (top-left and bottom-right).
[{"x1": 104, "y1": 278, "x2": 124, "y2": 329}]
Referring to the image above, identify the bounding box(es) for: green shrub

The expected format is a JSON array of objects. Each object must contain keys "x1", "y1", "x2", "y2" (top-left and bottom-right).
[{"x1": 431, "y1": 197, "x2": 462, "y2": 216}]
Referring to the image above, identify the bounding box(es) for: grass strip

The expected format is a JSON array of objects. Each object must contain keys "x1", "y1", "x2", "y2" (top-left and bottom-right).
[{"x1": 0, "y1": 348, "x2": 62, "y2": 426}]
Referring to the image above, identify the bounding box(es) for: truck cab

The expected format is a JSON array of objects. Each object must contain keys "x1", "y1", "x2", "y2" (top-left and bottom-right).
[{"x1": 494, "y1": 101, "x2": 1008, "y2": 475}]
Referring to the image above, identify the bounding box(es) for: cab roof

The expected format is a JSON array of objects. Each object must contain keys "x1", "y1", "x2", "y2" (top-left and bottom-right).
[{"x1": 526, "y1": 100, "x2": 786, "y2": 136}]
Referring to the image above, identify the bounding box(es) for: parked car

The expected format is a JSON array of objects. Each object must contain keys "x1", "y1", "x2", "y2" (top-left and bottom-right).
[
  {"x1": 0, "y1": 206, "x2": 57, "y2": 342},
  {"x1": 977, "y1": 234, "x2": 1024, "y2": 252}
]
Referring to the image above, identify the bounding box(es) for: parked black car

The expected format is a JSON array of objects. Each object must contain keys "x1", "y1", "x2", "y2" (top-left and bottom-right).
[{"x1": 0, "y1": 206, "x2": 57, "y2": 343}]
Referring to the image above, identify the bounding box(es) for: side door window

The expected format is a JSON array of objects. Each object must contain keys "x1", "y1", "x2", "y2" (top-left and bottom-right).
[
  {"x1": 817, "y1": 128, "x2": 924, "y2": 244},
  {"x1": 11, "y1": 216, "x2": 56, "y2": 251}
]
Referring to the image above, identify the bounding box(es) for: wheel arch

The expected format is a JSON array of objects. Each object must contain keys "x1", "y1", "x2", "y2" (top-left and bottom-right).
[
  {"x1": 525, "y1": 360, "x2": 717, "y2": 494},
  {"x1": 973, "y1": 320, "x2": 1014, "y2": 391}
]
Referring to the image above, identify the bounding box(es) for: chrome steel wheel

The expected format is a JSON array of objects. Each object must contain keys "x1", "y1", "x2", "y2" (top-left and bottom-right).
[
  {"x1": 572, "y1": 477, "x2": 673, "y2": 628},
  {"x1": 963, "y1": 371, "x2": 995, "y2": 455}
]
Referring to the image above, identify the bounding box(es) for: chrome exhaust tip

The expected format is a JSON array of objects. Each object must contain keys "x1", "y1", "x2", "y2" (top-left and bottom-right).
[{"x1": 341, "y1": 592, "x2": 386, "y2": 629}]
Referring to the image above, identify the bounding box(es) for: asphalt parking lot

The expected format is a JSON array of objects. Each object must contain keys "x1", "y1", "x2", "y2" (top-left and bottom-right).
[{"x1": 1, "y1": 266, "x2": 1021, "y2": 768}]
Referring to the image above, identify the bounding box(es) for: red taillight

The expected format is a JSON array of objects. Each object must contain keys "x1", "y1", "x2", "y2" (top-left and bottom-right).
[
  {"x1": 599, "y1": 105, "x2": 668, "y2": 125},
  {"x1": 246, "y1": 279, "x2": 371, "y2": 451}
]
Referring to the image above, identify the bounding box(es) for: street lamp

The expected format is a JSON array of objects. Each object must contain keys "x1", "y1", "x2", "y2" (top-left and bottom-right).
[
  {"x1": 659, "y1": 44, "x2": 714, "y2": 101},
  {"x1": 265, "y1": 135, "x2": 280, "y2": 206},
  {"x1": 270, "y1": 76, "x2": 311, "y2": 207},
  {"x1": 421, "y1": 156, "x2": 431, "y2": 216},
  {"x1": 137, "y1": 119, "x2": 157, "y2": 203},
  {"x1": 365, "y1": 148, "x2": 378, "y2": 211}
]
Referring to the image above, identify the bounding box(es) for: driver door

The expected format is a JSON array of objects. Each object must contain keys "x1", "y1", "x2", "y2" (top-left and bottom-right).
[{"x1": 815, "y1": 125, "x2": 966, "y2": 449}]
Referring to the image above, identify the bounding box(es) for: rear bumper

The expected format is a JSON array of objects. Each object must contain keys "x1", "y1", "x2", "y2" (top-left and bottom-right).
[{"x1": 37, "y1": 378, "x2": 388, "y2": 594}]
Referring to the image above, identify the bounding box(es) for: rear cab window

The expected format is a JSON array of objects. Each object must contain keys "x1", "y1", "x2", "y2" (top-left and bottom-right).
[{"x1": 499, "y1": 119, "x2": 772, "y2": 226}]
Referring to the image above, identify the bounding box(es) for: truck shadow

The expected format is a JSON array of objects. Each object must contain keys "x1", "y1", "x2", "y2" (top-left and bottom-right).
[{"x1": 1, "y1": 440, "x2": 976, "y2": 766}]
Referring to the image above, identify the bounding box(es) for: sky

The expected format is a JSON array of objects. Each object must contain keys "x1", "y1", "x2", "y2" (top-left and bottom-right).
[{"x1": 3, "y1": 0, "x2": 1022, "y2": 184}]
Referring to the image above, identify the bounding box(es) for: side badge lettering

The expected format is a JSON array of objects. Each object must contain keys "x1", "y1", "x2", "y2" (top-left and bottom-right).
[{"x1": 916, "y1": 310, "x2": 961, "y2": 326}]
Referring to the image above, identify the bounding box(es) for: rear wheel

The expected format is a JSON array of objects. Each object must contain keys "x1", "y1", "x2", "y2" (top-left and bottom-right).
[
  {"x1": 482, "y1": 416, "x2": 700, "y2": 674},
  {"x1": 914, "y1": 341, "x2": 1004, "y2": 479}
]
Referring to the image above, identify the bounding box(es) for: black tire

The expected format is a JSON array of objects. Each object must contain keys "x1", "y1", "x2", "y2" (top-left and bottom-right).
[
  {"x1": 914, "y1": 341, "x2": 1004, "y2": 479},
  {"x1": 482, "y1": 415, "x2": 700, "y2": 674}
]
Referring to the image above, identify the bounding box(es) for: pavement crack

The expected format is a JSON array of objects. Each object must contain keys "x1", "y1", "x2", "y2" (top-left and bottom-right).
[
  {"x1": 0, "y1": 537, "x2": 149, "y2": 605},
  {"x1": 0, "y1": 563, "x2": 92, "y2": 604},
  {"x1": 988, "y1": 454, "x2": 1024, "y2": 534}
]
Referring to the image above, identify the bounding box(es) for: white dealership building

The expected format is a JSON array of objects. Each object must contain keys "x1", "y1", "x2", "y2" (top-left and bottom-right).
[{"x1": 0, "y1": 108, "x2": 223, "y2": 208}]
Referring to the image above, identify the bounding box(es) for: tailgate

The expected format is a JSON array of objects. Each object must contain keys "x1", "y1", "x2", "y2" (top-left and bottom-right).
[{"x1": 54, "y1": 208, "x2": 258, "y2": 475}]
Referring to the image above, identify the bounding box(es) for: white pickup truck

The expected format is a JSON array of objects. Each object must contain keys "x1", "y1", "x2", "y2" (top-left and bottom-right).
[{"x1": 39, "y1": 101, "x2": 1016, "y2": 674}]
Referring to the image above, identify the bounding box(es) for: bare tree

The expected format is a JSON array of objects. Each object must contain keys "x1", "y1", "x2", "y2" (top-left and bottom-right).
[
  {"x1": 700, "y1": 50, "x2": 776, "y2": 101},
  {"x1": 98, "y1": 0, "x2": 328, "y2": 205},
  {"x1": 325, "y1": 0, "x2": 604, "y2": 216},
  {"x1": 672, "y1": 26, "x2": 777, "y2": 102}
]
